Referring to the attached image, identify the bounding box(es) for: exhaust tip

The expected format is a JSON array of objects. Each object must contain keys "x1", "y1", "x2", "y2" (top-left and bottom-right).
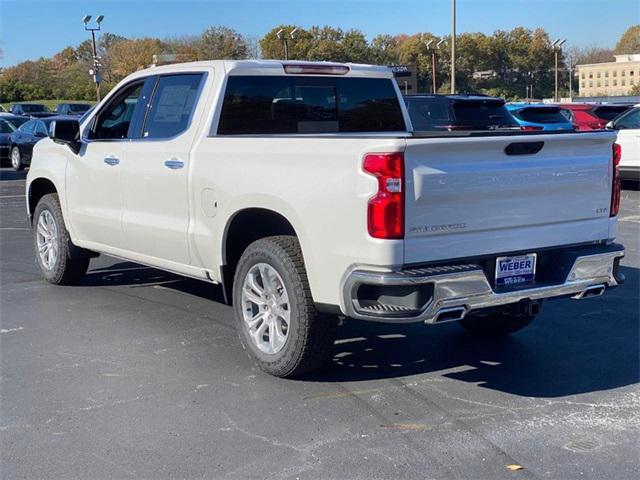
[
  {"x1": 432, "y1": 306, "x2": 467, "y2": 323},
  {"x1": 572, "y1": 284, "x2": 606, "y2": 300}
]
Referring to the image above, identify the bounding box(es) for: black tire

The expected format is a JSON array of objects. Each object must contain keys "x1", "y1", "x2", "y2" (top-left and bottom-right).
[
  {"x1": 33, "y1": 193, "x2": 90, "y2": 285},
  {"x1": 232, "y1": 235, "x2": 336, "y2": 378},
  {"x1": 459, "y1": 309, "x2": 537, "y2": 337},
  {"x1": 11, "y1": 146, "x2": 24, "y2": 171}
]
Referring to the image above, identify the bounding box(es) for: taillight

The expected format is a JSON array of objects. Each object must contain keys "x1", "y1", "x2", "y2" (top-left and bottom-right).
[
  {"x1": 611, "y1": 143, "x2": 621, "y2": 217},
  {"x1": 521, "y1": 125, "x2": 543, "y2": 131},
  {"x1": 363, "y1": 153, "x2": 404, "y2": 239}
]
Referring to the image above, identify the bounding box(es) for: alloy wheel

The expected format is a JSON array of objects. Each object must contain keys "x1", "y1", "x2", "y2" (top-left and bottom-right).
[
  {"x1": 36, "y1": 210, "x2": 59, "y2": 271},
  {"x1": 241, "y1": 262, "x2": 291, "y2": 355}
]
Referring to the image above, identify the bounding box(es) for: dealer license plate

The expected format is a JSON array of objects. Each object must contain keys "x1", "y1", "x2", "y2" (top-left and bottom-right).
[{"x1": 495, "y1": 254, "x2": 537, "y2": 287}]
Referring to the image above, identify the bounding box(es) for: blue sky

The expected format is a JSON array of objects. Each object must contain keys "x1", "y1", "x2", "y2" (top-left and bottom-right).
[{"x1": 1, "y1": 0, "x2": 637, "y2": 67}]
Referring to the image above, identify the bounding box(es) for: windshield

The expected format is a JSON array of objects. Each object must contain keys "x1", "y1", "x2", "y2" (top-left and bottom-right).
[
  {"x1": 68, "y1": 104, "x2": 91, "y2": 113},
  {"x1": 451, "y1": 100, "x2": 518, "y2": 128},
  {"x1": 0, "y1": 120, "x2": 15, "y2": 133},
  {"x1": 21, "y1": 104, "x2": 48, "y2": 113},
  {"x1": 406, "y1": 97, "x2": 517, "y2": 130},
  {"x1": 593, "y1": 105, "x2": 631, "y2": 121},
  {"x1": 513, "y1": 107, "x2": 568, "y2": 124},
  {"x1": 6, "y1": 117, "x2": 29, "y2": 128}
]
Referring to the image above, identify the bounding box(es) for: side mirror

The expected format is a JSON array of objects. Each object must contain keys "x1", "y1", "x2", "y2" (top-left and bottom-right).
[
  {"x1": 605, "y1": 121, "x2": 616, "y2": 130},
  {"x1": 50, "y1": 120, "x2": 81, "y2": 154}
]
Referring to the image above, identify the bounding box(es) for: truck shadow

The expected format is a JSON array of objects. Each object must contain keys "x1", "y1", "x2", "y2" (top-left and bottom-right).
[
  {"x1": 82, "y1": 261, "x2": 226, "y2": 302},
  {"x1": 83, "y1": 261, "x2": 639, "y2": 398},
  {"x1": 307, "y1": 265, "x2": 640, "y2": 397}
]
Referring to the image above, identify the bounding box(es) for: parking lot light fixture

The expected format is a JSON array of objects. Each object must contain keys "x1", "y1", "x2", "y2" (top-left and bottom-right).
[
  {"x1": 553, "y1": 38, "x2": 567, "y2": 102},
  {"x1": 451, "y1": 0, "x2": 456, "y2": 94},
  {"x1": 83, "y1": 15, "x2": 104, "y2": 102}
]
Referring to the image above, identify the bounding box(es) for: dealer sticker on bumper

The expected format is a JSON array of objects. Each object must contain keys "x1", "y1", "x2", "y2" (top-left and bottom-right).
[{"x1": 495, "y1": 254, "x2": 537, "y2": 287}]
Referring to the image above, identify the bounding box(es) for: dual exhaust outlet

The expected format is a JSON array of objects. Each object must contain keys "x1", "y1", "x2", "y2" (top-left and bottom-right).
[{"x1": 430, "y1": 284, "x2": 606, "y2": 324}]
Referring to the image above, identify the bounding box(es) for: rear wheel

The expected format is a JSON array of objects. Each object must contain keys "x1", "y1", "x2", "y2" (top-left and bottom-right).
[
  {"x1": 458, "y1": 308, "x2": 538, "y2": 337},
  {"x1": 232, "y1": 235, "x2": 336, "y2": 378},
  {"x1": 33, "y1": 193, "x2": 90, "y2": 285},
  {"x1": 11, "y1": 146, "x2": 24, "y2": 171}
]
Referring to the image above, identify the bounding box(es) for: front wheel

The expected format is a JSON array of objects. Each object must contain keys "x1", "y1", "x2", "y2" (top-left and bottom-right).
[
  {"x1": 33, "y1": 193, "x2": 90, "y2": 285},
  {"x1": 11, "y1": 146, "x2": 24, "y2": 171},
  {"x1": 232, "y1": 236, "x2": 336, "y2": 378}
]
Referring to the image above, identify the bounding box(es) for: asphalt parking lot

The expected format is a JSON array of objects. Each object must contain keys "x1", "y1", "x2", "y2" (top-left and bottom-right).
[{"x1": 1, "y1": 168, "x2": 638, "y2": 480}]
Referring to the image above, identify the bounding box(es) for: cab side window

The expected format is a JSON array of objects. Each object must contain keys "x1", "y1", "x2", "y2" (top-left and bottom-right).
[
  {"x1": 89, "y1": 82, "x2": 145, "y2": 140},
  {"x1": 142, "y1": 74, "x2": 204, "y2": 139}
]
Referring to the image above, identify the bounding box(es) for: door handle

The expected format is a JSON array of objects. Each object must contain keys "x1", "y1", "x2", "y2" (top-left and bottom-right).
[
  {"x1": 104, "y1": 156, "x2": 119, "y2": 166},
  {"x1": 164, "y1": 158, "x2": 184, "y2": 170}
]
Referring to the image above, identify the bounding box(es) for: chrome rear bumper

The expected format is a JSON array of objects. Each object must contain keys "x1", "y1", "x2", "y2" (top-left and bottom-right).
[{"x1": 342, "y1": 244, "x2": 625, "y2": 324}]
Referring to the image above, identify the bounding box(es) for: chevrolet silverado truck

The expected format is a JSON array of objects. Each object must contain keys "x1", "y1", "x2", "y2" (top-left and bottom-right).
[{"x1": 26, "y1": 60, "x2": 625, "y2": 378}]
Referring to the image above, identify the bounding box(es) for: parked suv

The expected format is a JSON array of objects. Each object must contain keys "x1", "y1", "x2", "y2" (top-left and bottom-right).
[
  {"x1": 560, "y1": 103, "x2": 632, "y2": 131},
  {"x1": 404, "y1": 94, "x2": 519, "y2": 131},
  {"x1": 507, "y1": 104, "x2": 574, "y2": 131},
  {"x1": 26, "y1": 60, "x2": 625, "y2": 377}
]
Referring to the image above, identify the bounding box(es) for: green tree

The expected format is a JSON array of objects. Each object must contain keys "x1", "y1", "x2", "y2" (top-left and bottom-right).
[
  {"x1": 614, "y1": 25, "x2": 640, "y2": 54},
  {"x1": 196, "y1": 26, "x2": 250, "y2": 60},
  {"x1": 109, "y1": 38, "x2": 165, "y2": 79},
  {"x1": 369, "y1": 34, "x2": 401, "y2": 65}
]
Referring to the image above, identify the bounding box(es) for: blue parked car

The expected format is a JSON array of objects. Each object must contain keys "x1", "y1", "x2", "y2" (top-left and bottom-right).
[{"x1": 506, "y1": 103, "x2": 574, "y2": 131}]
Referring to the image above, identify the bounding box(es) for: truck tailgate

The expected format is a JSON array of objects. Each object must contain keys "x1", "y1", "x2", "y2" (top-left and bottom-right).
[{"x1": 403, "y1": 132, "x2": 616, "y2": 265}]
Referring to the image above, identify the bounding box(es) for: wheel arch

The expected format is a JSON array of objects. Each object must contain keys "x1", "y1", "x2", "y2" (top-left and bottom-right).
[
  {"x1": 27, "y1": 177, "x2": 59, "y2": 223},
  {"x1": 220, "y1": 207, "x2": 300, "y2": 304}
]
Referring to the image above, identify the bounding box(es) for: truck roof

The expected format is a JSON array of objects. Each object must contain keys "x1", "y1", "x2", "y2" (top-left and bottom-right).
[{"x1": 137, "y1": 59, "x2": 395, "y2": 78}]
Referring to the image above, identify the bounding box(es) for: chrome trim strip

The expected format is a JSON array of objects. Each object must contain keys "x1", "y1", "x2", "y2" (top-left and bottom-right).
[{"x1": 342, "y1": 249, "x2": 625, "y2": 324}]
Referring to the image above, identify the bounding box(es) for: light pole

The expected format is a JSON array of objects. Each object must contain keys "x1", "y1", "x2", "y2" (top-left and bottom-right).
[
  {"x1": 425, "y1": 38, "x2": 446, "y2": 94},
  {"x1": 424, "y1": 39, "x2": 435, "y2": 93},
  {"x1": 451, "y1": 0, "x2": 456, "y2": 94},
  {"x1": 277, "y1": 28, "x2": 298, "y2": 60},
  {"x1": 83, "y1": 15, "x2": 104, "y2": 102},
  {"x1": 552, "y1": 38, "x2": 566, "y2": 102}
]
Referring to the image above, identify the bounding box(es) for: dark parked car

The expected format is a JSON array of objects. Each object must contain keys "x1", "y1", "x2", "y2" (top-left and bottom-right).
[
  {"x1": 9, "y1": 103, "x2": 55, "y2": 118},
  {"x1": 403, "y1": 94, "x2": 519, "y2": 131},
  {"x1": 0, "y1": 116, "x2": 29, "y2": 166},
  {"x1": 0, "y1": 119, "x2": 17, "y2": 165},
  {"x1": 55, "y1": 103, "x2": 93, "y2": 116},
  {"x1": 9, "y1": 116, "x2": 75, "y2": 170},
  {"x1": 559, "y1": 103, "x2": 632, "y2": 131}
]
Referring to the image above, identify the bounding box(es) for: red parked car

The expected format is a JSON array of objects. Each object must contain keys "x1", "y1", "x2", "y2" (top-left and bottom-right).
[{"x1": 559, "y1": 103, "x2": 632, "y2": 131}]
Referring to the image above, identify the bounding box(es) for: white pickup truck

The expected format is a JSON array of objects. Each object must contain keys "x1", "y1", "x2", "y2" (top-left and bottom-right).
[{"x1": 27, "y1": 60, "x2": 625, "y2": 377}]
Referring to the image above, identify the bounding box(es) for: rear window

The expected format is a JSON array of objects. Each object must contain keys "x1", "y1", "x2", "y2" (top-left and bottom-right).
[
  {"x1": 451, "y1": 101, "x2": 517, "y2": 129},
  {"x1": 513, "y1": 107, "x2": 567, "y2": 124},
  {"x1": 217, "y1": 75, "x2": 405, "y2": 135},
  {"x1": 592, "y1": 105, "x2": 630, "y2": 121}
]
